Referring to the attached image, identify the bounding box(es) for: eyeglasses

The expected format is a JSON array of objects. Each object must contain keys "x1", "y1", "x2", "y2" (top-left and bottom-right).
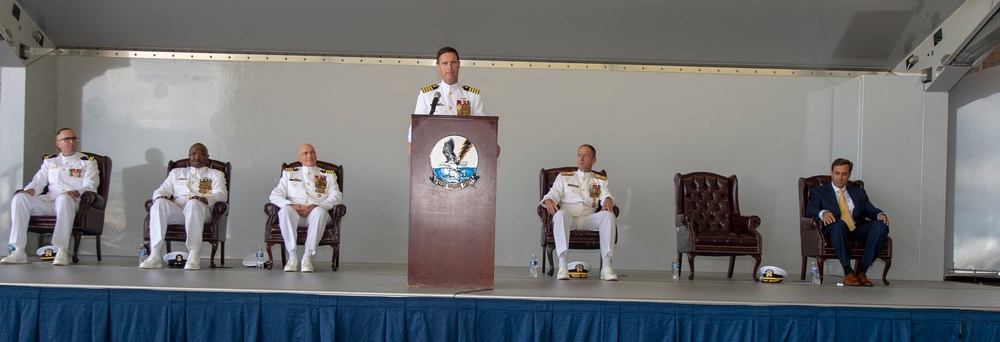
[{"x1": 58, "y1": 137, "x2": 79, "y2": 143}]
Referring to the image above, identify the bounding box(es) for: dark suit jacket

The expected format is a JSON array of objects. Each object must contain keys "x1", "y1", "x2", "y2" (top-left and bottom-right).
[{"x1": 805, "y1": 184, "x2": 883, "y2": 225}]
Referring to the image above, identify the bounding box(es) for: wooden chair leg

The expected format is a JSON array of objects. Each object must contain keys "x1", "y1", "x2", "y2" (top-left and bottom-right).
[
  {"x1": 220, "y1": 242, "x2": 225, "y2": 266},
  {"x1": 95, "y1": 235, "x2": 102, "y2": 261},
  {"x1": 332, "y1": 244, "x2": 339, "y2": 271},
  {"x1": 800, "y1": 256, "x2": 808, "y2": 281},
  {"x1": 881, "y1": 257, "x2": 891, "y2": 285},
  {"x1": 265, "y1": 242, "x2": 276, "y2": 270},
  {"x1": 209, "y1": 242, "x2": 218, "y2": 268},
  {"x1": 280, "y1": 246, "x2": 288, "y2": 267},
  {"x1": 545, "y1": 245, "x2": 555, "y2": 277},
  {"x1": 726, "y1": 256, "x2": 735, "y2": 278},
  {"x1": 750, "y1": 254, "x2": 761, "y2": 282},
  {"x1": 71, "y1": 231, "x2": 83, "y2": 264},
  {"x1": 687, "y1": 254, "x2": 696, "y2": 280}
]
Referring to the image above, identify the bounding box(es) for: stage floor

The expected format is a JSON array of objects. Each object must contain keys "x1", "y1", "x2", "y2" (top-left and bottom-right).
[{"x1": 0, "y1": 256, "x2": 997, "y2": 312}]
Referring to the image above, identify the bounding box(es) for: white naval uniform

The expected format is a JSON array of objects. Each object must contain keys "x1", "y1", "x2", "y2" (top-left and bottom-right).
[
  {"x1": 268, "y1": 166, "x2": 342, "y2": 257},
  {"x1": 408, "y1": 80, "x2": 485, "y2": 142},
  {"x1": 541, "y1": 170, "x2": 616, "y2": 265},
  {"x1": 148, "y1": 167, "x2": 228, "y2": 260},
  {"x1": 9, "y1": 152, "x2": 99, "y2": 253}
]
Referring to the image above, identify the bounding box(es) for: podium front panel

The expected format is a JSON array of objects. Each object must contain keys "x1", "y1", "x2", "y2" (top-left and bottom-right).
[{"x1": 408, "y1": 115, "x2": 498, "y2": 289}]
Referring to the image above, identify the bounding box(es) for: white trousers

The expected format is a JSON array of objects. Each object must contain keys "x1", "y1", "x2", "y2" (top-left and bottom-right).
[
  {"x1": 277, "y1": 206, "x2": 331, "y2": 257},
  {"x1": 552, "y1": 209, "x2": 616, "y2": 264},
  {"x1": 9, "y1": 192, "x2": 79, "y2": 252},
  {"x1": 148, "y1": 198, "x2": 211, "y2": 259}
]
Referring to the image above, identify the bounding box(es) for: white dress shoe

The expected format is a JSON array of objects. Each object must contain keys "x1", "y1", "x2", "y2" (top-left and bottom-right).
[
  {"x1": 139, "y1": 254, "x2": 163, "y2": 269},
  {"x1": 284, "y1": 256, "x2": 299, "y2": 272},
  {"x1": 300, "y1": 258, "x2": 314, "y2": 273},
  {"x1": 52, "y1": 251, "x2": 71, "y2": 266},
  {"x1": 183, "y1": 258, "x2": 201, "y2": 270},
  {"x1": 1, "y1": 250, "x2": 27, "y2": 264},
  {"x1": 600, "y1": 267, "x2": 618, "y2": 281},
  {"x1": 556, "y1": 265, "x2": 570, "y2": 280}
]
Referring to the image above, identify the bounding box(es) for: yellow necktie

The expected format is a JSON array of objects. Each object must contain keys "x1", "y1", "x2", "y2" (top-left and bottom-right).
[{"x1": 837, "y1": 189, "x2": 856, "y2": 231}]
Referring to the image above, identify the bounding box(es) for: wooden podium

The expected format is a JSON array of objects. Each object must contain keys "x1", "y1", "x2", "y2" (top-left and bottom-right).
[{"x1": 408, "y1": 115, "x2": 498, "y2": 289}]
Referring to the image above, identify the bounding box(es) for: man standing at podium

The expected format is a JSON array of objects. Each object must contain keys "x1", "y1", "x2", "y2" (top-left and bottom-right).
[
  {"x1": 409, "y1": 46, "x2": 485, "y2": 154},
  {"x1": 541, "y1": 144, "x2": 618, "y2": 281}
]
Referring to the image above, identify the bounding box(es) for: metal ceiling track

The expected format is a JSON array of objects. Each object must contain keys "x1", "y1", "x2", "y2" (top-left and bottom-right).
[{"x1": 51, "y1": 48, "x2": 888, "y2": 79}]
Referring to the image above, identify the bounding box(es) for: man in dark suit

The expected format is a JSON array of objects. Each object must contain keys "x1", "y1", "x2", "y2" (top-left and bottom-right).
[{"x1": 805, "y1": 158, "x2": 889, "y2": 286}]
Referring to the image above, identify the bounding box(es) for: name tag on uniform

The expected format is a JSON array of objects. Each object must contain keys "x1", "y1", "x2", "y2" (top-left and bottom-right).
[
  {"x1": 290, "y1": 178, "x2": 302, "y2": 182},
  {"x1": 178, "y1": 177, "x2": 188, "y2": 181},
  {"x1": 568, "y1": 184, "x2": 580, "y2": 188}
]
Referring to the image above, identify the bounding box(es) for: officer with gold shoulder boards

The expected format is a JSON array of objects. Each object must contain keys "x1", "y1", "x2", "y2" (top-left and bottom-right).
[
  {"x1": 141, "y1": 143, "x2": 228, "y2": 270},
  {"x1": 3, "y1": 128, "x2": 99, "y2": 266},
  {"x1": 268, "y1": 144, "x2": 343, "y2": 272},
  {"x1": 408, "y1": 46, "x2": 485, "y2": 154},
  {"x1": 541, "y1": 144, "x2": 618, "y2": 281}
]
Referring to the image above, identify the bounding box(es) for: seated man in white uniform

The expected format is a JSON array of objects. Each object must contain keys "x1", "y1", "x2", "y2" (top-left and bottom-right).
[
  {"x1": 541, "y1": 144, "x2": 618, "y2": 281},
  {"x1": 268, "y1": 144, "x2": 343, "y2": 272},
  {"x1": 2, "y1": 128, "x2": 99, "y2": 266},
  {"x1": 140, "y1": 143, "x2": 228, "y2": 270}
]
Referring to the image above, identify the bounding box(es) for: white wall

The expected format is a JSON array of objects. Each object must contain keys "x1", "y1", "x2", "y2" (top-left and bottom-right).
[{"x1": 6, "y1": 54, "x2": 944, "y2": 280}]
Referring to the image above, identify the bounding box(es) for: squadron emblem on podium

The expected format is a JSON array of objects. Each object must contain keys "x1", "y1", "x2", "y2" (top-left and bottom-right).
[{"x1": 429, "y1": 135, "x2": 479, "y2": 190}]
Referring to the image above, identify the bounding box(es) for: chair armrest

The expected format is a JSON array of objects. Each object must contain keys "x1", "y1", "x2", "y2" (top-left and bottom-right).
[
  {"x1": 731, "y1": 214, "x2": 762, "y2": 233},
  {"x1": 213, "y1": 202, "x2": 229, "y2": 216},
  {"x1": 79, "y1": 191, "x2": 106, "y2": 211},
  {"x1": 332, "y1": 203, "x2": 347, "y2": 218},
  {"x1": 800, "y1": 216, "x2": 824, "y2": 256},
  {"x1": 144, "y1": 199, "x2": 155, "y2": 212},
  {"x1": 264, "y1": 203, "x2": 280, "y2": 225}
]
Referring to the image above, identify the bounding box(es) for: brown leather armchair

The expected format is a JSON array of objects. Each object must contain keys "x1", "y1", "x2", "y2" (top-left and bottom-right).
[
  {"x1": 143, "y1": 158, "x2": 231, "y2": 268},
  {"x1": 674, "y1": 172, "x2": 762, "y2": 281},
  {"x1": 798, "y1": 175, "x2": 892, "y2": 285},
  {"x1": 537, "y1": 167, "x2": 619, "y2": 277},
  {"x1": 263, "y1": 160, "x2": 346, "y2": 271},
  {"x1": 27, "y1": 152, "x2": 111, "y2": 264}
]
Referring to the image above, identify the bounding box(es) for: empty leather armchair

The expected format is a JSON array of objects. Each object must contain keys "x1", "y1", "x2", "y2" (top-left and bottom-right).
[{"x1": 674, "y1": 172, "x2": 762, "y2": 281}]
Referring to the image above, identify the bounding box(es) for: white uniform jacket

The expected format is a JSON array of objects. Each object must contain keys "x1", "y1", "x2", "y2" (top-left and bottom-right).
[
  {"x1": 540, "y1": 170, "x2": 614, "y2": 217},
  {"x1": 413, "y1": 81, "x2": 484, "y2": 116},
  {"x1": 409, "y1": 81, "x2": 485, "y2": 142},
  {"x1": 152, "y1": 167, "x2": 228, "y2": 206},
  {"x1": 24, "y1": 152, "x2": 100, "y2": 201},
  {"x1": 269, "y1": 166, "x2": 343, "y2": 211}
]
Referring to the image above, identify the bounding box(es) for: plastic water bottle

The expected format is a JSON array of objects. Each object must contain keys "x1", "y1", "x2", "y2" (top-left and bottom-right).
[
  {"x1": 255, "y1": 246, "x2": 265, "y2": 269},
  {"x1": 810, "y1": 261, "x2": 821, "y2": 285},
  {"x1": 137, "y1": 244, "x2": 148, "y2": 265},
  {"x1": 671, "y1": 257, "x2": 680, "y2": 280},
  {"x1": 529, "y1": 254, "x2": 538, "y2": 278}
]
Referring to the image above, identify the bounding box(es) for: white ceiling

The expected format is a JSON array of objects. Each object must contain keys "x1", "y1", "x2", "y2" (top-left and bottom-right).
[{"x1": 20, "y1": 0, "x2": 967, "y2": 71}]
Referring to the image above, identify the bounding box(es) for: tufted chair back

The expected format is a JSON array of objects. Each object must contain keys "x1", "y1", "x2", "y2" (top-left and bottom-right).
[{"x1": 673, "y1": 172, "x2": 763, "y2": 281}]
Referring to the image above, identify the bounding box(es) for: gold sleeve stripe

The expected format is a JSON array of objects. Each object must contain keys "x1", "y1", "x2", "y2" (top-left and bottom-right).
[
  {"x1": 462, "y1": 85, "x2": 480, "y2": 94},
  {"x1": 421, "y1": 84, "x2": 440, "y2": 93}
]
